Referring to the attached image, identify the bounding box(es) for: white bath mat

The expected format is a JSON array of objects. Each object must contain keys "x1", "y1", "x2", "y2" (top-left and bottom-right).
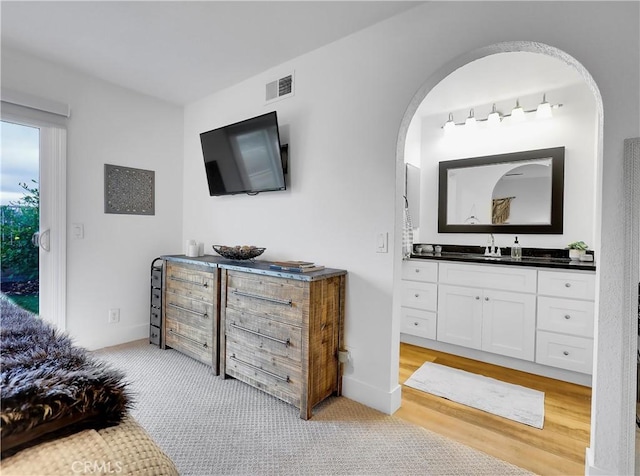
[{"x1": 405, "y1": 362, "x2": 545, "y2": 429}]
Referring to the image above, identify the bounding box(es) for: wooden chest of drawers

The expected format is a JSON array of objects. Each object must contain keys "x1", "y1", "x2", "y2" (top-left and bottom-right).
[
  {"x1": 161, "y1": 260, "x2": 220, "y2": 373},
  {"x1": 220, "y1": 269, "x2": 346, "y2": 420}
]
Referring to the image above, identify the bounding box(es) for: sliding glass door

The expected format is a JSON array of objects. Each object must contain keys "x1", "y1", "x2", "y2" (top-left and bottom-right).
[
  {"x1": 1, "y1": 121, "x2": 40, "y2": 313},
  {"x1": 0, "y1": 115, "x2": 66, "y2": 330}
]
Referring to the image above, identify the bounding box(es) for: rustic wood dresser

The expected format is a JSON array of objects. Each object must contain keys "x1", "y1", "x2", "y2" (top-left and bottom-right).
[
  {"x1": 160, "y1": 255, "x2": 346, "y2": 419},
  {"x1": 161, "y1": 258, "x2": 220, "y2": 373}
]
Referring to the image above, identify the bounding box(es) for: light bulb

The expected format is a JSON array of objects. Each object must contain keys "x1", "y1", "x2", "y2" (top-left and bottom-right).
[
  {"x1": 465, "y1": 108, "x2": 476, "y2": 127},
  {"x1": 536, "y1": 94, "x2": 553, "y2": 119},
  {"x1": 511, "y1": 99, "x2": 525, "y2": 122},
  {"x1": 443, "y1": 113, "x2": 455, "y2": 132},
  {"x1": 487, "y1": 103, "x2": 501, "y2": 126}
]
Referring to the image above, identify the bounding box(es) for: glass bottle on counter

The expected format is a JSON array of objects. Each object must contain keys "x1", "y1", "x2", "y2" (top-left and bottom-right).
[{"x1": 511, "y1": 236, "x2": 522, "y2": 259}]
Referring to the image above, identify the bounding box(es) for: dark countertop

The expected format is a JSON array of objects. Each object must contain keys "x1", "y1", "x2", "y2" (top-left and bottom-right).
[
  {"x1": 161, "y1": 254, "x2": 347, "y2": 281},
  {"x1": 409, "y1": 245, "x2": 596, "y2": 271}
]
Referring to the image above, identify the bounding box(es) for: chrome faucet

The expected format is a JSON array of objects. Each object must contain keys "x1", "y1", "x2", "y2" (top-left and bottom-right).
[{"x1": 485, "y1": 233, "x2": 500, "y2": 257}]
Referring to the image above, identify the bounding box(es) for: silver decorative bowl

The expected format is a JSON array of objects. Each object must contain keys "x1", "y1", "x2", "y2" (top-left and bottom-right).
[{"x1": 212, "y1": 245, "x2": 265, "y2": 260}]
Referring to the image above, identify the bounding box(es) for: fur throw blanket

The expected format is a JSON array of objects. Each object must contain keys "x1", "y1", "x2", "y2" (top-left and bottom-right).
[{"x1": 1, "y1": 297, "x2": 132, "y2": 456}]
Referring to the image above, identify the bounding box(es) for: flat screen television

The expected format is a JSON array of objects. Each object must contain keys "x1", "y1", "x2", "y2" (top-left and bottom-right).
[{"x1": 200, "y1": 111, "x2": 287, "y2": 196}]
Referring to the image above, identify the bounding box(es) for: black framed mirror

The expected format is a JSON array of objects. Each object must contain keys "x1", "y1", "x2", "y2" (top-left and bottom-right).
[{"x1": 438, "y1": 147, "x2": 565, "y2": 234}]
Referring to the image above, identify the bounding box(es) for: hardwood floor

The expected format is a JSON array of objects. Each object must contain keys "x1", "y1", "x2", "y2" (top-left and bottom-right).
[{"x1": 395, "y1": 342, "x2": 591, "y2": 475}]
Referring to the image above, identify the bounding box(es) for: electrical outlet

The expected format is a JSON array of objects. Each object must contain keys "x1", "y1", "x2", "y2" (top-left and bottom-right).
[{"x1": 108, "y1": 308, "x2": 120, "y2": 323}]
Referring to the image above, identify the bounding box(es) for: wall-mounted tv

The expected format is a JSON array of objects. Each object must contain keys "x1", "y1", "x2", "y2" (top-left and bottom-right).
[{"x1": 200, "y1": 111, "x2": 287, "y2": 196}]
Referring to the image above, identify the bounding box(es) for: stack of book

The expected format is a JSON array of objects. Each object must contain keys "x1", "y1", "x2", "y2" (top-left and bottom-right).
[{"x1": 269, "y1": 260, "x2": 325, "y2": 273}]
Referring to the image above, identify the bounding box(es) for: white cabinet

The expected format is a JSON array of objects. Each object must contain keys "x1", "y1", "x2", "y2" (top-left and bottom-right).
[
  {"x1": 437, "y1": 263, "x2": 537, "y2": 361},
  {"x1": 400, "y1": 261, "x2": 438, "y2": 340},
  {"x1": 481, "y1": 289, "x2": 536, "y2": 361},
  {"x1": 535, "y1": 270, "x2": 595, "y2": 374},
  {"x1": 437, "y1": 284, "x2": 536, "y2": 361},
  {"x1": 437, "y1": 285, "x2": 483, "y2": 349},
  {"x1": 401, "y1": 258, "x2": 596, "y2": 380}
]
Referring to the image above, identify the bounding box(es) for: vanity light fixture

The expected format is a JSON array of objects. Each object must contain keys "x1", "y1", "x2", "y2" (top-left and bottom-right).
[
  {"x1": 441, "y1": 95, "x2": 563, "y2": 130},
  {"x1": 511, "y1": 99, "x2": 525, "y2": 122},
  {"x1": 487, "y1": 103, "x2": 501, "y2": 126},
  {"x1": 536, "y1": 93, "x2": 553, "y2": 119}
]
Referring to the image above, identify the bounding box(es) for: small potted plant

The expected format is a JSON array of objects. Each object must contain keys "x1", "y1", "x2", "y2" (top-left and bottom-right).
[{"x1": 567, "y1": 241, "x2": 589, "y2": 260}]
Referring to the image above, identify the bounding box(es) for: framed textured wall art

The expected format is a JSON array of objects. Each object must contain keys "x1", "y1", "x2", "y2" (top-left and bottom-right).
[{"x1": 104, "y1": 164, "x2": 155, "y2": 215}]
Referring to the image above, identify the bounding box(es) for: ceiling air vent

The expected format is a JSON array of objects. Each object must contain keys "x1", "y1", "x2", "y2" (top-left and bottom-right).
[{"x1": 266, "y1": 72, "x2": 294, "y2": 103}]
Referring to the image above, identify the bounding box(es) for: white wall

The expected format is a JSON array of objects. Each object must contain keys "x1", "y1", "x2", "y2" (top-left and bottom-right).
[
  {"x1": 415, "y1": 82, "x2": 597, "y2": 249},
  {"x1": 183, "y1": 3, "x2": 638, "y2": 475},
  {"x1": 1, "y1": 48, "x2": 184, "y2": 350}
]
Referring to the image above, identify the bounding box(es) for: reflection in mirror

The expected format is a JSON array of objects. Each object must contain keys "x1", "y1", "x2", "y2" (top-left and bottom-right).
[{"x1": 439, "y1": 147, "x2": 564, "y2": 234}]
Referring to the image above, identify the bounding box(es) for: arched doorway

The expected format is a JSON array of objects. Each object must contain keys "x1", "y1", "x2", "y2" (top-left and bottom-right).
[{"x1": 392, "y1": 41, "x2": 621, "y2": 473}]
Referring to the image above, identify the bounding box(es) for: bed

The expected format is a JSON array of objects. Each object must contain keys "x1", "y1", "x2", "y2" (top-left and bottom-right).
[{"x1": 0, "y1": 296, "x2": 178, "y2": 475}]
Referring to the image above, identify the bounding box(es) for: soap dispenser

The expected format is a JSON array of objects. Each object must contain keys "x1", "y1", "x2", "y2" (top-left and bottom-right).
[{"x1": 511, "y1": 236, "x2": 522, "y2": 259}]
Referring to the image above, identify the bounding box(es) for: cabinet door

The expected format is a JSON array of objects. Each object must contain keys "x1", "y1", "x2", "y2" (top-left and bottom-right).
[
  {"x1": 437, "y1": 285, "x2": 482, "y2": 350},
  {"x1": 481, "y1": 290, "x2": 536, "y2": 361}
]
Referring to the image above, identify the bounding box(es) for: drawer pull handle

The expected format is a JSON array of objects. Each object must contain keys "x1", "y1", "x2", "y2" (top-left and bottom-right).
[
  {"x1": 168, "y1": 303, "x2": 208, "y2": 319},
  {"x1": 563, "y1": 350, "x2": 570, "y2": 356},
  {"x1": 168, "y1": 328, "x2": 208, "y2": 348},
  {"x1": 230, "y1": 354, "x2": 290, "y2": 382},
  {"x1": 414, "y1": 293, "x2": 420, "y2": 298},
  {"x1": 413, "y1": 322, "x2": 419, "y2": 326},
  {"x1": 414, "y1": 269, "x2": 420, "y2": 273},
  {"x1": 230, "y1": 322, "x2": 291, "y2": 347},
  {"x1": 169, "y1": 275, "x2": 209, "y2": 288},
  {"x1": 484, "y1": 297, "x2": 489, "y2": 301},
  {"x1": 232, "y1": 290, "x2": 292, "y2": 306},
  {"x1": 564, "y1": 314, "x2": 571, "y2": 320},
  {"x1": 565, "y1": 282, "x2": 571, "y2": 288},
  {"x1": 475, "y1": 296, "x2": 480, "y2": 300}
]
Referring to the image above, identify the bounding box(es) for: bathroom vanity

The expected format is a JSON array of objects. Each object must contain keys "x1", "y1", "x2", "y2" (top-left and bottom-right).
[{"x1": 400, "y1": 248, "x2": 596, "y2": 386}]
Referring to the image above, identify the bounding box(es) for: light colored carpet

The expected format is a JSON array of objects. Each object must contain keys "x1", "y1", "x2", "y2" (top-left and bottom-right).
[
  {"x1": 405, "y1": 362, "x2": 545, "y2": 429},
  {"x1": 94, "y1": 340, "x2": 532, "y2": 475}
]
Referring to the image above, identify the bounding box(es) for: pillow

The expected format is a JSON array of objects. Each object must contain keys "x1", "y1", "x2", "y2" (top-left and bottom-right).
[{"x1": 1, "y1": 297, "x2": 132, "y2": 456}]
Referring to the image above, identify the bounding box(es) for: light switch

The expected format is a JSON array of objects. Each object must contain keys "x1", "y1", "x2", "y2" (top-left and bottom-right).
[
  {"x1": 72, "y1": 223, "x2": 84, "y2": 239},
  {"x1": 376, "y1": 232, "x2": 388, "y2": 253}
]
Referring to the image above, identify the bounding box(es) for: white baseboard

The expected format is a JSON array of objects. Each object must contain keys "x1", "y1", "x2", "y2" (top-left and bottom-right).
[
  {"x1": 342, "y1": 376, "x2": 402, "y2": 415},
  {"x1": 401, "y1": 334, "x2": 592, "y2": 387},
  {"x1": 585, "y1": 448, "x2": 609, "y2": 475},
  {"x1": 84, "y1": 323, "x2": 149, "y2": 351}
]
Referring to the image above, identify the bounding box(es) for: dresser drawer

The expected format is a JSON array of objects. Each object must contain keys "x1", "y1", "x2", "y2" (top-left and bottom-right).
[
  {"x1": 149, "y1": 325, "x2": 161, "y2": 346},
  {"x1": 225, "y1": 308, "x2": 301, "y2": 362},
  {"x1": 537, "y1": 296, "x2": 594, "y2": 338},
  {"x1": 150, "y1": 306, "x2": 161, "y2": 327},
  {"x1": 151, "y1": 287, "x2": 162, "y2": 308},
  {"x1": 226, "y1": 341, "x2": 301, "y2": 406},
  {"x1": 226, "y1": 271, "x2": 305, "y2": 326},
  {"x1": 402, "y1": 261, "x2": 438, "y2": 282},
  {"x1": 438, "y1": 262, "x2": 537, "y2": 293},
  {"x1": 535, "y1": 330, "x2": 593, "y2": 374},
  {"x1": 165, "y1": 262, "x2": 216, "y2": 302},
  {"x1": 401, "y1": 281, "x2": 437, "y2": 311},
  {"x1": 400, "y1": 308, "x2": 436, "y2": 339},
  {"x1": 165, "y1": 317, "x2": 213, "y2": 364},
  {"x1": 165, "y1": 291, "x2": 214, "y2": 331},
  {"x1": 537, "y1": 270, "x2": 595, "y2": 300},
  {"x1": 151, "y1": 267, "x2": 162, "y2": 288}
]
